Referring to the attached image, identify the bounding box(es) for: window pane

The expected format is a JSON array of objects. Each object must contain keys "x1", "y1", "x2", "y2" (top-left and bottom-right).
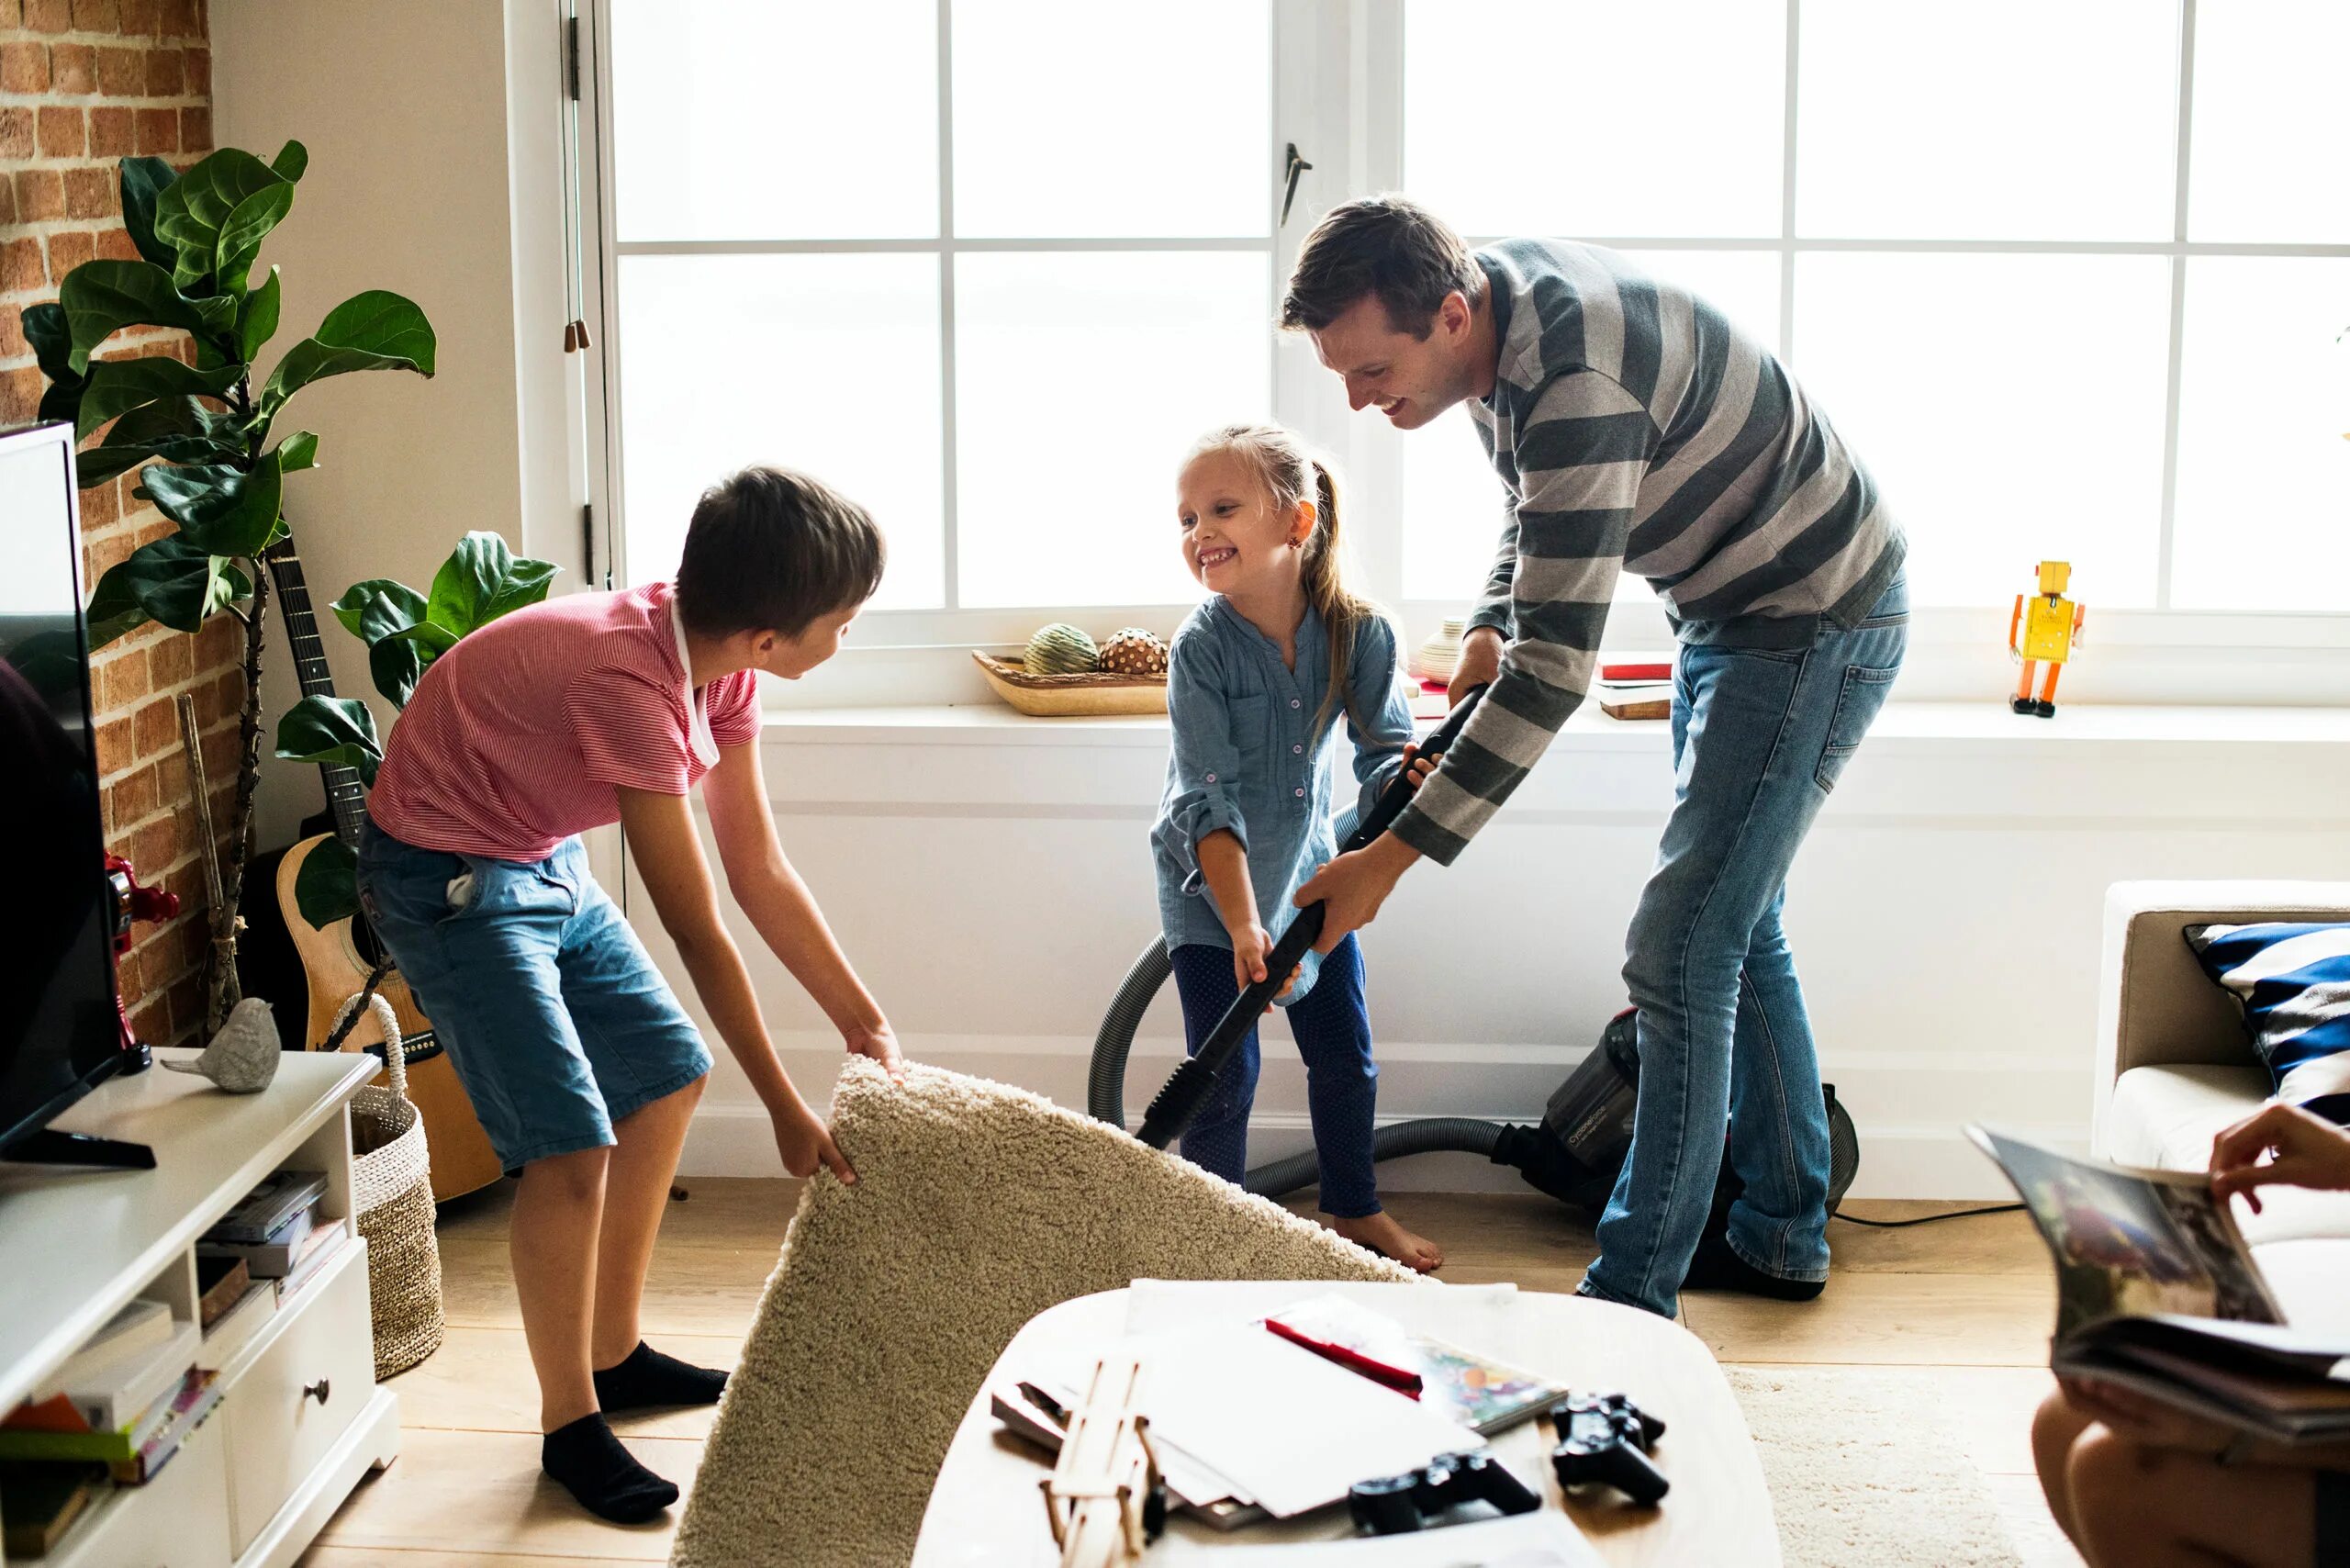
[
  {"x1": 1797, "y1": 0, "x2": 2177, "y2": 240},
  {"x1": 618, "y1": 254, "x2": 945, "y2": 610},
  {"x1": 1792, "y1": 253, "x2": 2173, "y2": 608},
  {"x1": 610, "y1": 0, "x2": 937, "y2": 241},
  {"x1": 1403, "y1": 250, "x2": 1783, "y2": 601},
  {"x1": 955, "y1": 252, "x2": 1269, "y2": 607},
  {"x1": 952, "y1": 1, "x2": 1269, "y2": 239},
  {"x1": 2172, "y1": 259, "x2": 2350, "y2": 610},
  {"x1": 2188, "y1": 4, "x2": 2350, "y2": 242},
  {"x1": 1404, "y1": 1, "x2": 1785, "y2": 239}
]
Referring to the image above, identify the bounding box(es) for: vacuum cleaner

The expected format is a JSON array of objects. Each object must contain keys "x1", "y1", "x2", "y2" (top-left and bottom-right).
[{"x1": 1090, "y1": 685, "x2": 1860, "y2": 1228}]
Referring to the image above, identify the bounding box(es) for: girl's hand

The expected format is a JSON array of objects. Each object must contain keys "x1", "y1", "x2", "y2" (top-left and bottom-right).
[
  {"x1": 2059, "y1": 1376, "x2": 2235, "y2": 1455},
  {"x1": 844, "y1": 1019, "x2": 904, "y2": 1083},
  {"x1": 1398, "y1": 743, "x2": 1436, "y2": 791},
  {"x1": 2210, "y1": 1102, "x2": 2350, "y2": 1213},
  {"x1": 774, "y1": 1102, "x2": 856, "y2": 1184},
  {"x1": 1229, "y1": 923, "x2": 1296, "y2": 1000}
]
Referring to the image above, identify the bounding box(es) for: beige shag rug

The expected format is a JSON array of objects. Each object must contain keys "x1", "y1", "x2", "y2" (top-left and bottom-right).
[
  {"x1": 671, "y1": 1059, "x2": 1414, "y2": 1568},
  {"x1": 1730, "y1": 1366, "x2": 2023, "y2": 1567}
]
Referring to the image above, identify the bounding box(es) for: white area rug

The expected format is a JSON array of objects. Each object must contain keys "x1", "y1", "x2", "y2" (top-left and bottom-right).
[
  {"x1": 671, "y1": 1059, "x2": 1413, "y2": 1568},
  {"x1": 1730, "y1": 1366, "x2": 2024, "y2": 1567}
]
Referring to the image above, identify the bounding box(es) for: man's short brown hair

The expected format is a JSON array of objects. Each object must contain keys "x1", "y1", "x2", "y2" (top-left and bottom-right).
[
  {"x1": 675, "y1": 465, "x2": 886, "y2": 638},
  {"x1": 1279, "y1": 196, "x2": 1481, "y2": 338}
]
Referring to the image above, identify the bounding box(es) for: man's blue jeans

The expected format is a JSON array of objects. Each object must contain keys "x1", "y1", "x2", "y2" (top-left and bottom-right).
[{"x1": 1581, "y1": 577, "x2": 1908, "y2": 1318}]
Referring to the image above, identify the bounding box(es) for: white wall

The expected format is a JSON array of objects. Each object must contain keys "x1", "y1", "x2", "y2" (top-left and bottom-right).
[{"x1": 642, "y1": 704, "x2": 2350, "y2": 1199}]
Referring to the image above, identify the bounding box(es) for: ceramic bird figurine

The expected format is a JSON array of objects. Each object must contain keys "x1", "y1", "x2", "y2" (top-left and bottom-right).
[{"x1": 163, "y1": 997, "x2": 281, "y2": 1092}]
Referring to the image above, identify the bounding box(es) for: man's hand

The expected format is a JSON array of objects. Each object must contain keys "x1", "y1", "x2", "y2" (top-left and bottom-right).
[
  {"x1": 774, "y1": 1100, "x2": 856, "y2": 1184},
  {"x1": 845, "y1": 1019, "x2": 904, "y2": 1082},
  {"x1": 1294, "y1": 834, "x2": 1421, "y2": 954},
  {"x1": 1449, "y1": 626, "x2": 1505, "y2": 707},
  {"x1": 2210, "y1": 1102, "x2": 2350, "y2": 1213},
  {"x1": 1227, "y1": 922, "x2": 1298, "y2": 1000}
]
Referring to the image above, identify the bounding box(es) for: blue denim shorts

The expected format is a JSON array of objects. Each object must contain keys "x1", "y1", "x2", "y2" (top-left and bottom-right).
[{"x1": 355, "y1": 820, "x2": 711, "y2": 1173}]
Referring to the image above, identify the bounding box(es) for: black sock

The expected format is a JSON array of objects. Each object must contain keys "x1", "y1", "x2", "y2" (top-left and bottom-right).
[
  {"x1": 542, "y1": 1412, "x2": 678, "y2": 1524},
  {"x1": 1680, "y1": 1229, "x2": 1827, "y2": 1302},
  {"x1": 593, "y1": 1340, "x2": 730, "y2": 1412}
]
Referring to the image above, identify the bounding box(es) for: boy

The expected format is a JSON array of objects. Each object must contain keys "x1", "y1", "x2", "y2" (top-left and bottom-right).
[{"x1": 357, "y1": 466, "x2": 901, "y2": 1522}]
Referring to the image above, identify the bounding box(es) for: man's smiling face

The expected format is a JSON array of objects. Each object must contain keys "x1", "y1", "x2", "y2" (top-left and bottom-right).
[{"x1": 1308, "y1": 290, "x2": 1483, "y2": 431}]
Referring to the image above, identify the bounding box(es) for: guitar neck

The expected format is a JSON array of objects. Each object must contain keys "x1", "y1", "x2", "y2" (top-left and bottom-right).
[{"x1": 263, "y1": 540, "x2": 369, "y2": 852}]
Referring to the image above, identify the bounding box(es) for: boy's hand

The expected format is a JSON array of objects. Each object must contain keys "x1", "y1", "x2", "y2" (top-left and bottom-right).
[
  {"x1": 2059, "y1": 1376, "x2": 2234, "y2": 1456},
  {"x1": 2210, "y1": 1102, "x2": 2350, "y2": 1213},
  {"x1": 845, "y1": 1019, "x2": 904, "y2": 1082},
  {"x1": 1228, "y1": 922, "x2": 1297, "y2": 1000},
  {"x1": 1398, "y1": 743, "x2": 1435, "y2": 791},
  {"x1": 774, "y1": 1102, "x2": 856, "y2": 1184}
]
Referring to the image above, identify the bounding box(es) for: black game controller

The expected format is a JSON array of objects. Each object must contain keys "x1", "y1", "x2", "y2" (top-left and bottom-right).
[
  {"x1": 1348, "y1": 1450, "x2": 1543, "y2": 1535},
  {"x1": 1550, "y1": 1392, "x2": 1669, "y2": 1506}
]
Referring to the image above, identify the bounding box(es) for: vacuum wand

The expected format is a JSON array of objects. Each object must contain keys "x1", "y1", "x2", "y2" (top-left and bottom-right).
[{"x1": 1136, "y1": 684, "x2": 1490, "y2": 1151}]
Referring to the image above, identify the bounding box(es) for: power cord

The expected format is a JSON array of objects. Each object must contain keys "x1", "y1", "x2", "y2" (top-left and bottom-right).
[{"x1": 1832, "y1": 1203, "x2": 2024, "y2": 1229}]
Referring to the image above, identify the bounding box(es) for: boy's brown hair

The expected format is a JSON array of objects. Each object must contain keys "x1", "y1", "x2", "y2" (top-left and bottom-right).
[
  {"x1": 675, "y1": 465, "x2": 886, "y2": 638},
  {"x1": 1278, "y1": 195, "x2": 1481, "y2": 338}
]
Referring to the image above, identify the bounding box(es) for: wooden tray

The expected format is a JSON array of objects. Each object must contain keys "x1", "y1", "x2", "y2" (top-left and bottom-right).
[{"x1": 971, "y1": 652, "x2": 1168, "y2": 717}]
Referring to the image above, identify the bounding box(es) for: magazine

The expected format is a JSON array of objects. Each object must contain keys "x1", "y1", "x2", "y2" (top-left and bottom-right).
[{"x1": 1970, "y1": 1126, "x2": 2350, "y2": 1444}]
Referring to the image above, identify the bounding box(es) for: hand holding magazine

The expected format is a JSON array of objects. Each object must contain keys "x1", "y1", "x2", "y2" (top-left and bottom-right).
[{"x1": 1969, "y1": 1126, "x2": 2350, "y2": 1446}]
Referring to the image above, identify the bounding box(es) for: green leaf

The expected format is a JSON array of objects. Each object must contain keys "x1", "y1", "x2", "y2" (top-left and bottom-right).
[
  {"x1": 74, "y1": 356, "x2": 244, "y2": 442},
  {"x1": 22, "y1": 304, "x2": 86, "y2": 425},
  {"x1": 330, "y1": 577, "x2": 426, "y2": 641},
  {"x1": 425, "y1": 532, "x2": 555, "y2": 637},
  {"x1": 153, "y1": 149, "x2": 290, "y2": 293},
  {"x1": 382, "y1": 619, "x2": 461, "y2": 656},
  {"x1": 292, "y1": 834, "x2": 359, "y2": 929},
  {"x1": 85, "y1": 537, "x2": 251, "y2": 644},
  {"x1": 274, "y1": 429, "x2": 317, "y2": 473},
  {"x1": 213, "y1": 181, "x2": 295, "y2": 297},
  {"x1": 141, "y1": 450, "x2": 283, "y2": 557},
  {"x1": 273, "y1": 694, "x2": 381, "y2": 788},
  {"x1": 271, "y1": 140, "x2": 308, "y2": 184},
  {"x1": 368, "y1": 634, "x2": 427, "y2": 710},
  {"x1": 118, "y1": 156, "x2": 180, "y2": 273},
  {"x1": 73, "y1": 397, "x2": 241, "y2": 487},
  {"x1": 258, "y1": 290, "x2": 436, "y2": 418},
  {"x1": 238, "y1": 266, "x2": 282, "y2": 363},
  {"x1": 59, "y1": 260, "x2": 218, "y2": 374}
]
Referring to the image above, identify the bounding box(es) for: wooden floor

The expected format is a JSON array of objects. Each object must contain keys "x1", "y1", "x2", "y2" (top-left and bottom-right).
[{"x1": 298, "y1": 1182, "x2": 2082, "y2": 1567}]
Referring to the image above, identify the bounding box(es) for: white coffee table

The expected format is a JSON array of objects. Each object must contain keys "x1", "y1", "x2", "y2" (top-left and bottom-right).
[{"x1": 912, "y1": 1282, "x2": 1779, "y2": 1565}]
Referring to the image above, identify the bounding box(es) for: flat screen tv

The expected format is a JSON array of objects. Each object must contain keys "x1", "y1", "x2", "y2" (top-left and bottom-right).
[{"x1": 0, "y1": 420, "x2": 134, "y2": 1162}]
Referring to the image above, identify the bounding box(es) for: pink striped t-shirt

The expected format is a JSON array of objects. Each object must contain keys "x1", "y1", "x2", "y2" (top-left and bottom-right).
[{"x1": 367, "y1": 581, "x2": 761, "y2": 861}]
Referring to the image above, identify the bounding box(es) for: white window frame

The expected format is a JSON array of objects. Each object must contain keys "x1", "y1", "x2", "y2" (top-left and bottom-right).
[{"x1": 581, "y1": 0, "x2": 2350, "y2": 709}]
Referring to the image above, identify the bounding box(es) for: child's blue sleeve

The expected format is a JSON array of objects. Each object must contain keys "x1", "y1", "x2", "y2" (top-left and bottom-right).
[
  {"x1": 1343, "y1": 618, "x2": 1415, "y2": 831},
  {"x1": 1154, "y1": 631, "x2": 1249, "y2": 894}
]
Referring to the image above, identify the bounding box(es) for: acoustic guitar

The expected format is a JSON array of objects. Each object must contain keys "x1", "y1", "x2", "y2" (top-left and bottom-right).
[{"x1": 264, "y1": 542, "x2": 505, "y2": 1201}]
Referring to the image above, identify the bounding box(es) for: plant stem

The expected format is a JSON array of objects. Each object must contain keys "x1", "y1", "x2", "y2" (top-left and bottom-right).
[{"x1": 217, "y1": 564, "x2": 270, "y2": 997}]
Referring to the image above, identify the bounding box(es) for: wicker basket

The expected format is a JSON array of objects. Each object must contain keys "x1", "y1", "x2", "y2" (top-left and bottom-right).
[
  {"x1": 335, "y1": 991, "x2": 445, "y2": 1380},
  {"x1": 971, "y1": 651, "x2": 1168, "y2": 717}
]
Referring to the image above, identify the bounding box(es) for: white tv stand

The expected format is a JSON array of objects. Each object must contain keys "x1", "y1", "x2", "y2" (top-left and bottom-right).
[{"x1": 0, "y1": 1049, "x2": 398, "y2": 1566}]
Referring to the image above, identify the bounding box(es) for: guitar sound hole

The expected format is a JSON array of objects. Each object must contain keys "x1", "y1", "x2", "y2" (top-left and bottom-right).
[{"x1": 352, "y1": 906, "x2": 387, "y2": 969}]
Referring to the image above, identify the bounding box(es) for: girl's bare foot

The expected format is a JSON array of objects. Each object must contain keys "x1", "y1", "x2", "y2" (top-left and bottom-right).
[{"x1": 1328, "y1": 1211, "x2": 1443, "y2": 1273}]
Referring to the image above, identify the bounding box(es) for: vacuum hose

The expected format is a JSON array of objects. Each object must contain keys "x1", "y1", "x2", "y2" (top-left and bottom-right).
[{"x1": 1088, "y1": 935, "x2": 1505, "y2": 1198}]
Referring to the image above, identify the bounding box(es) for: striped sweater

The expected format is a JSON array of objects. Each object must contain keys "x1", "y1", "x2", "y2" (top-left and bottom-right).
[{"x1": 1391, "y1": 239, "x2": 1905, "y2": 866}]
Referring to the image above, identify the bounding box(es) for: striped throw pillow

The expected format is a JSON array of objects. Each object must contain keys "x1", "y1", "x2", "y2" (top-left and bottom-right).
[{"x1": 2184, "y1": 922, "x2": 2350, "y2": 1121}]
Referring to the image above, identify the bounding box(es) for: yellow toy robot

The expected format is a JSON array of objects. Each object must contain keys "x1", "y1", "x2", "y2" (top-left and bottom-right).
[{"x1": 2009, "y1": 561, "x2": 2087, "y2": 717}]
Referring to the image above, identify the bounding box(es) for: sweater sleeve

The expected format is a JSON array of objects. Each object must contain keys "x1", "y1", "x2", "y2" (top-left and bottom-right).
[{"x1": 1391, "y1": 369, "x2": 1660, "y2": 865}]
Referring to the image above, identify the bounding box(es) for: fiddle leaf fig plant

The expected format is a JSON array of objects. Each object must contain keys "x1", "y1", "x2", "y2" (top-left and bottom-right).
[
  {"x1": 274, "y1": 531, "x2": 557, "y2": 927},
  {"x1": 18, "y1": 142, "x2": 438, "y2": 1036}
]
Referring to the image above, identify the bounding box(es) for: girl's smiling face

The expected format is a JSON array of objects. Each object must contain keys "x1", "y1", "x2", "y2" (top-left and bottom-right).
[{"x1": 1177, "y1": 447, "x2": 1312, "y2": 597}]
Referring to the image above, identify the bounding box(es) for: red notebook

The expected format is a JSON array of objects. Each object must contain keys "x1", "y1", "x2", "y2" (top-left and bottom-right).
[{"x1": 1600, "y1": 660, "x2": 1672, "y2": 682}]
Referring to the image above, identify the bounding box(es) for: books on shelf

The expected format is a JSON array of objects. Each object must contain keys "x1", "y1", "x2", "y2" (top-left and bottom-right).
[
  {"x1": 196, "y1": 1282, "x2": 278, "y2": 1372},
  {"x1": 196, "y1": 1254, "x2": 251, "y2": 1328},
  {"x1": 13, "y1": 1319, "x2": 200, "y2": 1437},
  {"x1": 275, "y1": 1216, "x2": 352, "y2": 1305},
  {"x1": 198, "y1": 1200, "x2": 315, "y2": 1278},
  {"x1": 0, "y1": 1364, "x2": 218, "y2": 1482},
  {"x1": 0, "y1": 1462, "x2": 106, "y2": 1558},
  {"x1": 1970, "y1": 1126, "x2": 2350, "y2": 1445},
  {"x1": 61, "y1": 1299, "x2": 171, "y2": 1373},
  {"x1": 207, "y1": 1169, "x2": 327, "y2": 1245}
]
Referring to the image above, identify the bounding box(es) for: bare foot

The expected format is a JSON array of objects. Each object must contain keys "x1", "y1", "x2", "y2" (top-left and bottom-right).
[{"x1": 1328, "y1": 1211, "x2": 1443, "y2": 1273}]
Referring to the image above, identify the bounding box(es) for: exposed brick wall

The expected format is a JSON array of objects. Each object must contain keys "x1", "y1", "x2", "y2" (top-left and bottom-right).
[{"x1": 2, "y1": 0, "x2": 234, "y2": 1048}]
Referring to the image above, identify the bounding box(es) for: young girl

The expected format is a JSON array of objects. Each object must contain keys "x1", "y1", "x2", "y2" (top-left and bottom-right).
[{"x1": 1150, "y1": 423, "x2": 1441, "y2": 1272}]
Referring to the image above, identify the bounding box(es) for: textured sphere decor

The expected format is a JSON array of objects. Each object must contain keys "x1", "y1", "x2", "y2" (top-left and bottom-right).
[
  {"x1": 1024, "y1": 623, "x2": 1101, "y2": 675},
  {"x1": 1097, "y1": 628, "x2": 1170, "y2": 678}
]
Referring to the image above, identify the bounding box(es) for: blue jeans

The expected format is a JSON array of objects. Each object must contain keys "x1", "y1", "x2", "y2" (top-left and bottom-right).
[
  {"x1": 1169, "y1": 934, "x2": 1382, "y2": 1218},
  {"x1": 1581, "y1": 577, "x2": 1908, "y2": 1317},
  {"x1": 355, "y1": 822, "x2": 712, "y2": 1173}
]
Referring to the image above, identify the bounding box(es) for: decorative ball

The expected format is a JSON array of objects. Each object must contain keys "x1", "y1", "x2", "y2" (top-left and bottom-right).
[
  {"x1": 1098, "y1": 627, "x2": 1169, "y2": 678},
  {"x1": 1024, "y1": 622, "x2": 1100, "y2": 675}
]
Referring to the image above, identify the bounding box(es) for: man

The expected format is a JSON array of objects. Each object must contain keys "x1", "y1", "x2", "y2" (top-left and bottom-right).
[{"x1": 1286, "y1": 196, "x2": 1907, "y2": 1318}]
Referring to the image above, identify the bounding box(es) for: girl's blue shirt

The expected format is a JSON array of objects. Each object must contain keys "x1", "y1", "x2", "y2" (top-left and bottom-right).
[{"x1": 1150, "y1": 596, "x2": 1416, "y2": 1003}]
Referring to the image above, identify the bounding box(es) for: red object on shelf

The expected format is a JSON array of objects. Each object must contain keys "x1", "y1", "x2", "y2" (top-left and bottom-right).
[
  {"x1": 1599, "y1": 661, "x2": 1673, "y2": 682},
  {"x1": 105, "y1": 852, "x2": 180, "y2": 1050}
]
